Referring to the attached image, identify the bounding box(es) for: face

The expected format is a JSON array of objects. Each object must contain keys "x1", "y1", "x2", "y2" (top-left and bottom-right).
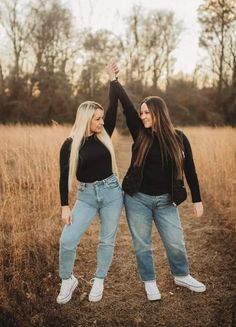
[
  {"x1": 90, "y1": 108, "x2": 104, "y2": 134},
  {"x1": 140, "y1": 103, "x2": 153, "y2": 128}
]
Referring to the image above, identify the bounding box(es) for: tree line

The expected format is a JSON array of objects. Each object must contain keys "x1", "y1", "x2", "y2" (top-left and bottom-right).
[{"x1": 0, "y1": 0, "x2": 235, "y2": 126}]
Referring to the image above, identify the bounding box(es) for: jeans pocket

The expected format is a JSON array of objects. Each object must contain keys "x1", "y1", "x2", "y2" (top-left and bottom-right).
[{"x1": 106, "y1": 179, "x2": 120, "y2": 189}]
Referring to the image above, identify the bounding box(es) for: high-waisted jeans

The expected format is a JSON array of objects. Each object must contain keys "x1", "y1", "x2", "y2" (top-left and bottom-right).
[
  {"x1": 59, "y1": 174, "x2": 123, "y2": 279},
  {"x1": 124, "y1": 192, "x2": 189, "y2": 281}
]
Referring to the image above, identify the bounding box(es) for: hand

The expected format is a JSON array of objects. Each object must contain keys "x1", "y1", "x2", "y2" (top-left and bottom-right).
[
  {"x1": 61, "y1": 206, "x2": 72, "y2": 224},
  {"x1": 106, "y1": 61, "x2": 119, "y2": 81},
  {"x1": 193, "y1": 202, "x2": 204, "y2": 217}
]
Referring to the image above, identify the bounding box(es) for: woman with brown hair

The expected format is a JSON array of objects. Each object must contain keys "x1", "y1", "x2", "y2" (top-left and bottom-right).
[{"x1": 107, "y1": 63, "x2": 206, "y2": 301}]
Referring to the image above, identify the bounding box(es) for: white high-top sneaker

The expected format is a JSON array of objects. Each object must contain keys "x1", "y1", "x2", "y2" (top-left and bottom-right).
[
  {"x1": 174, "y1": 274, "x2": 206, "y2": 292},
  {"x1": 144, "y1": 280, "x2": 161, "y2": 301},
  {"x1": 57, "y1": 275, "x2": 78, "y2": 304},
  {"x1": 89, "y1": 277, "x2": 104, "y2": 302}
]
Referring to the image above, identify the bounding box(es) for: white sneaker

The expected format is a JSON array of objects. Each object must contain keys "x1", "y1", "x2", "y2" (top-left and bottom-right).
[
  {"x1": 174, "y1": 274, "x2": 206, "y2": 293},
  {"x1": 144, "y1": 281, "x2": 161, "y2": 301},
  {"x1": 57, "y1": 275, "x2": 78, "y2": 304},
  {"x1": 89, "y1": 277, "x2": 104, "y2": 302}
]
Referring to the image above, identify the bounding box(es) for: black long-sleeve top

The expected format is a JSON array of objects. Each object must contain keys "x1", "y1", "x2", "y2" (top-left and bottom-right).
[
  {"x1": 59, "y1": 83, "x2": 118, "y2": 206},
  {"x1": 111, "y1": 80, "x2": 201, "y2": 203}
]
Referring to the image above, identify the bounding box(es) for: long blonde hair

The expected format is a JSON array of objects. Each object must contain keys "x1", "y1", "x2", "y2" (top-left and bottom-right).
[{"x1": 68, "y1": 101, "x2": 118, "y2": 191}]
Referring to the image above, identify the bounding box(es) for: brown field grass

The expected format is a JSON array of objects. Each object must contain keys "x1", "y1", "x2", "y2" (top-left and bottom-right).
[
  {"x1": 182, "y1": 126, "x2": 236, "y2": 227},
  {"x1": 0, "y1": 125, "x2": 235, "y2": 327}
]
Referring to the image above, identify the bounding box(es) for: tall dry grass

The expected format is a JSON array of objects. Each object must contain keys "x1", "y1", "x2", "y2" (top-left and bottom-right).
[
  {"x1": 0, "y1": 125, "x2": 68, "y2": 305},
  {"x1": 0, "y1": 124, "x2": 119, "y2": 307},
  {"x1": 182, "y1": 126, "x2": 236, "y2": 227},
  {"x1": 0, "y1": 124, "x2": 235, "y2": 324}
]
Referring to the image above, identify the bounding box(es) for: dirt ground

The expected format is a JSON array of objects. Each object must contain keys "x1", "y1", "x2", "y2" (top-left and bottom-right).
[{"x1": 1, "y1": 135, "x2": 236, "y2": 327}]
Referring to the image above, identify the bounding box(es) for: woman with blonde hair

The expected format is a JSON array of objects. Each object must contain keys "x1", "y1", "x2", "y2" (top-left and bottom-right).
[
  {"x1": 57, "y1": 70, "x2": 123, "y2": 304},
  {"x1": 107, "y1": 63, "x2": 206, "y2": 301}
]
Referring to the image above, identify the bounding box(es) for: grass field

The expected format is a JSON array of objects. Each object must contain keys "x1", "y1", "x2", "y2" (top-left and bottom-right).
[{"x1": 0, "y1": 125, "x2": 235, "y2": 327}]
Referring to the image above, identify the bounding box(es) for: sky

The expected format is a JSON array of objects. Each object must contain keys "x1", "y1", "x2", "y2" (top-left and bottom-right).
[
  {"x1": 65, "y1": 0, "x2": 206, "y2": 75},
  {"x1": 0, "y1": 0, "x2": 206, "y2": 76}
]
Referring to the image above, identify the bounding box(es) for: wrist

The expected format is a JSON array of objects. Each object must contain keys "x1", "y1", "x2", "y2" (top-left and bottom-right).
[
  {"x1": 110, "y1": 77, "x2": 118, "y2": 83},
  {"x1": 110, "y1": 76, "x2": 116, "y2": 81}
]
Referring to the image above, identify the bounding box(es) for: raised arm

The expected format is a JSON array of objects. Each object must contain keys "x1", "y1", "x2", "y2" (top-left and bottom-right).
[
  {"x1": 106, "y1": 62, "x2": 142, "y2": 141},
  {"x1": 111, "y1": 80, "x2": 142, "y2": 141},
  {"x1": 103, "y1": 81, "x2": 118, "y2": 136}
]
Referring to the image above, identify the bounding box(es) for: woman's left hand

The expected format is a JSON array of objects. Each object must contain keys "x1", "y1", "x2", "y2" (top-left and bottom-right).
[{"x1": 193, "y1": 202, "x2": 204, "y2": 217}]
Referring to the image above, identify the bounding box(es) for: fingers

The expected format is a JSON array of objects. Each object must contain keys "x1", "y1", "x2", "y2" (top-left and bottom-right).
[
  {"x1": 106, "y1": 62, "x2": 119, "y2": 75},
  {"x1": 111, "y1": 63, "x2": 119, "y2": 74},
  {"x1": 198, "y1": 205, "x2": 204, "y2": 217},
  {"x1": 198, "y1": 207, "x2": 204, "y2": 217},
  {"x1": 61, "y1": 206, "x2": 72, "y2": 224},
  {"x1": 62, "y1": 214, "x2": 72, "y2": 225},
  {"x1": 193, "y1": 203, "x2": 204, "y2": 218},
  {"x1": 68, "y1": 215, "x2": 73, "y2": 225}
]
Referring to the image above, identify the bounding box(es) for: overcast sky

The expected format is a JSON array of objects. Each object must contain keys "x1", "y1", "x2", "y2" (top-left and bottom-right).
[
  {"x1": 0, "y1": 0, "x2": 206, "y2": 75},
  {"x1": 65, "y1": 0, "x2": 206, "y2": 75}
]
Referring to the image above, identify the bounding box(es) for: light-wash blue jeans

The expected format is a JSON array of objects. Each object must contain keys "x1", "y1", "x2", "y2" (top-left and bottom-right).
[
  {"x1": 59, "y1": 174, "x2": 123, "y2": 279},
  {"x1": 124, "y1": 192, "x2": 189, "y2": 281}
]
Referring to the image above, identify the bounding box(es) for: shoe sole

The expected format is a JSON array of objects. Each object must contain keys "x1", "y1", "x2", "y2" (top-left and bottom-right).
[
  {"x1": 174, "y1": 280, "x2": 206, "y2": 293},
  {"x1": 147, "y1": 293, "x2": 161, "y2": 301},
  {"x1": 57, "y1": 278, "x2": 79, "y2": 304},
  {"x1": 88, "y1": 293, "x2": 103, "y2": 302}
]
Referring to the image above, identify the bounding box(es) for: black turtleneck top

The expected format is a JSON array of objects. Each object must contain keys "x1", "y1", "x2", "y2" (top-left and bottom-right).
[{"x1": 59, "y1": 83, "x2": 118, "y2": 206}]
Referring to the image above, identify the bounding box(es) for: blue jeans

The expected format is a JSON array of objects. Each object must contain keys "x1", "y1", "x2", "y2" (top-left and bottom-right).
[
  {"x1": 124, "y1": 192, "x2": 189, "y2": 281},
  {"x1": 59, "y1": 174, "x2": 123, "y2": 279}
]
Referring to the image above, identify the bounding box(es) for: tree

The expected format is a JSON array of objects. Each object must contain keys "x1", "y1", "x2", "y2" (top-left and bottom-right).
[
  {"x1": 142, "y1": 10, "x2": 182, "y2": 88},
  {"x1": 78, "y1": 29, "x2": 122, "y2": 98},
  {"x1": 0, "y1": 61, "x2": 4, "y2": 93},
  {"x1": 122, "y1": 7, "x2": 182, "y2": 89},
  {"x1": 27, "y1": 0, "x2": 78, "y2": 75},
  {"x1": 122, "y1": 6, "x2": 146, "y2": 84},
  {"x1": 198, "y1": 0, "x2": 236, "y2": 95},
  {"x1": 0, "y1": 0, "x2": 34, "y2": 97}
]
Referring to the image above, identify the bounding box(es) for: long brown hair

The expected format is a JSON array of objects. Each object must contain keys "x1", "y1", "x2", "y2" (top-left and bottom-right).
[{"x1": 134, "y1": 96, "x2": 184, "y2": 179}]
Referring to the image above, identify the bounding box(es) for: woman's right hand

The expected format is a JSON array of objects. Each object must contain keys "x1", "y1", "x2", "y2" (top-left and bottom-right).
[
  {"x1": 193, "y1": 202, "x2": 204, "y2": 218},
  {"x1": 61, "y1": 206, "x2": 72, "y2": 225},
  {"x1": 106, "y1": 61, "x2": 119, "y2": 81}
]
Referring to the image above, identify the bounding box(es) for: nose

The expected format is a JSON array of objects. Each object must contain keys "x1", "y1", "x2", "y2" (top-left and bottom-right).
[{"x1": 141, "y1": 115, "x2": 146, "y2": 121}]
